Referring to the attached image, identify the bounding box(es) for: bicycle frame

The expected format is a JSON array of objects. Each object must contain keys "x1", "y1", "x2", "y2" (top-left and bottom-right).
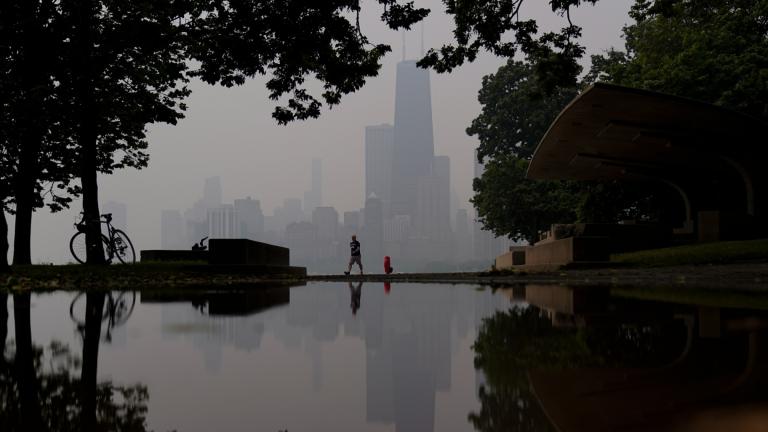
[{"x1": 74, "y1": 213, "x2": 120, "y2": 262}]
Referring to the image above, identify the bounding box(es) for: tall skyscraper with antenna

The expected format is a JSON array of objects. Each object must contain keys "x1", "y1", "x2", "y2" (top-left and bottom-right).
[{"x1": 390, "y1": 59, "x2": 434, "y2": 220}]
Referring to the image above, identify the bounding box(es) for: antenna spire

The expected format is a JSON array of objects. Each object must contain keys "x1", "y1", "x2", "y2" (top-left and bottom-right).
[
  {"x1": 402, "y1": 30, "x2": 406, "y2": 61},
  {"x1": 420, "y1": 22, "x2": 424, "y2": 57}
]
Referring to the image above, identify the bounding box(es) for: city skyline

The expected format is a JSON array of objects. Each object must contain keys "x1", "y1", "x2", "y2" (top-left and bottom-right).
[{"x1": 2, "y1": 0, "x2": 633, "y2": 264}]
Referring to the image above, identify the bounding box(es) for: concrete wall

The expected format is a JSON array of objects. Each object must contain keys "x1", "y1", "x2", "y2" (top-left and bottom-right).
[
  {"x1": 525, "y1": 237, "x2": 609, "y2": 266},
  {"x1": 495, "y1": 247, "x2": 527, "y2": 269},
  {"x1": 140, "y1": 250, "x2": 209, "y2": 262},
  {"x1": 209, "y1": 239, "x2": 290, "y2": 266}
]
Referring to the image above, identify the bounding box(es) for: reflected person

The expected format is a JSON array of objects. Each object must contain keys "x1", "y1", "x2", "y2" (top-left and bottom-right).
[{"x1": 348, "y1": 281, "x2": 363, "y2": 315}]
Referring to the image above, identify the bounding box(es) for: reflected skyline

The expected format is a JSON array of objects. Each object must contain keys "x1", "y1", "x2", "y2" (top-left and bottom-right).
[
  {"x1": 2, "y1": 284, "x2": 511, "y2": 431},
  {"x1": 5, "y1": 283, "x2": 765, "y2": 431}
]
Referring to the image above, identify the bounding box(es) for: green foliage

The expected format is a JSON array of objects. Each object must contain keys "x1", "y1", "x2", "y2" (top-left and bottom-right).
[
  {"x1": 0, "y1": 0, "x2": 430, "y2": 264},
  {"x1": 186, "y1": 0, "x2": 429, "y2": 123},
  {"x1": 420, "y1": 0, "x2": 597, "y2": 93},
  {"x1": 612, "y1": 238, "x2": 768, "y2": 267},
  {"x1": 469, "y1": 306, "x2": 592, "y2": 432},
  {"x1": 471, "y1": 156, "x2": 577, "y2": 244},
  {"x1": 471, "y1": 0, "x2": 768, "y2": 240},
  {"x1": 469, "y1": 304, "x2": 688, "y2": 431},
  {"x1": 467, "y1": 61, "x2": 578, "y2": 162},
  {"x1": 590, "y1": 0, "x2": 768, "y2": 120}
]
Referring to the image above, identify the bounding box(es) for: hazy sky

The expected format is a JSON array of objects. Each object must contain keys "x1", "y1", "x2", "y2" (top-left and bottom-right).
[{"x1": 10, "y1": 0, "x2": 634, "y2": 263}]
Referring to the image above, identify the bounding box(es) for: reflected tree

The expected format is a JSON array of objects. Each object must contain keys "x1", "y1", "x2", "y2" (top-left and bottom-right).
[
  {"x1": 469, "y1": 305, "x2": 686, "y2": 431},
  {"x1": 0, "y1": 292, "x2": 150, "y2": 431}
]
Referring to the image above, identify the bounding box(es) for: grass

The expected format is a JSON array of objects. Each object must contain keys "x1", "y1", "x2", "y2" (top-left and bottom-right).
[
  {"x1": 0, "y1": 262, "x2": 305, "y2": 291},
  {"x1": 611, "y1": 238, "x2": 768, "y2": 267},
  {"x1": 612, "y1": 287, "x2": 768, "y2": 310}
]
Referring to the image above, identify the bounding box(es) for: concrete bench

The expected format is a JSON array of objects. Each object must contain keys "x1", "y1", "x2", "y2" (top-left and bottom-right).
[{"x1": 208, "y1": 239, "x2": 290, "y2": 266}]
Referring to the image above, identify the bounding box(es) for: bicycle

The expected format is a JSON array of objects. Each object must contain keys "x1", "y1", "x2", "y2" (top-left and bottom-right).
[
  {"x1": 69, "y1": 212, "x2": 136, "y2": 264},
  {"x1": 69, "y1": 291, "x2": 137, "y2": 342}
]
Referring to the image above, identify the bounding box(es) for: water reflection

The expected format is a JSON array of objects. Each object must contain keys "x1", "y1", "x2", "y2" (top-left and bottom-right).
[
  {"x1": 1, "y1": 291, "x2": 148, "y2": 431},
  {"x1": 349, "y1": 281, "x2": 362, "y2": 315},
  {"x1": 7, "y1": 282, "x2": 766, "y2": 431},
  {"x1": 471, "y1": 285, "x2": 768, "y2": 432}
]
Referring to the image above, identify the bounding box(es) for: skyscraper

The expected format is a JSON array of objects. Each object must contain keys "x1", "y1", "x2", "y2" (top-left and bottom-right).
[
  {"x1": 312, "y1": 206, "x2": 339, "y2": 241},
  {"x1": 185, "y1": 176, "x2": 224, "y2": 244},
  {"x1": 415, "y1": 155, "x2": 450, "y2": 240},
  {"x1": 304, "y1": 158, "x2": 322, "y2": 213},
  {"x1": 363, "y1": 194, "x2": 384, "y2": 269},
  {"x1": 203, "y1": 177, "x2": 223, "y2": 207},
  {"x1": 365, "y1": 124, "x2": 394, "y2": 216},
  {"x1": 161, "y1": 210, "x2": 185, "y2": 249},
  {"x1": 234, "y1": 197, "x2": 264, "y2": 240},
  {"x1": 208, "y1": 205, "x2": 239, "y2": 239},
  {"x1": 391, "y1": 60, "x2": 434, "y2": 220}
]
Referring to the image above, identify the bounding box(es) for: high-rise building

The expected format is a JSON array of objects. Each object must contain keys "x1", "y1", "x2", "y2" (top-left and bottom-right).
[
  {"x1": 455, "y1": 209, "x2": 472, "y2": 261},
  {"x1": 312, "y1": 206, "x2": 339, "y2": 241},
  {"x1": 185, "y1": 176, "x2": 224, "y2": 244},
  {"x1": 343, "y1": 211, "x2": 360, "y2": 231},
  {"x1": 203, "y1": 176, "x2": 223, "y2": 208},
  {"x1": 391, "y1": 60, "x2": 434, "y2": 220},
  {"x1": 274, "y1": 198, "x2": 305, "y2": 230},
  {"x1": 103, "y1": 201, "x2": 127, "y2": 230},
  {"x1": 161, "y1": 210, "x2": 185, "y2": 249},
  {"x1": 415, "y1": 156, "x2": 451, "y2": 239},
  {"x1": 208, "y1": 205, "x2": 240, "y2": 239},
  {"x1": 234, "y1": 197, "x2": 264, "y2": 240},
  {"x1": 304, "y1": 158, "x2": 323, "y2": 214},
  {"x1": 384, "y1": 215, "x2": 411, "y2": 243},
  {"x1": 365, "y1": 124, "x2": 394, "y2": 216},
  {"x1": 363, "y1": 194, "x2": 384, "y2": 269}
]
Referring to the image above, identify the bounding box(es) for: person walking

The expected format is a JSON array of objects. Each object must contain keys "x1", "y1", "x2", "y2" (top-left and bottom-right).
[{"x1": 344, "y1": 234, "x2": 363, "y2": 275}]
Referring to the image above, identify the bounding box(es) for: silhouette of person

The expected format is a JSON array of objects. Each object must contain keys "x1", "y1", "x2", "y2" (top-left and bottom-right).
[
  {"x1": 344, "y1": 234, "x2": 363, "y2": 275},
  {"x1": 348, "y1": 281, "x2": 362, "y2": 315}
]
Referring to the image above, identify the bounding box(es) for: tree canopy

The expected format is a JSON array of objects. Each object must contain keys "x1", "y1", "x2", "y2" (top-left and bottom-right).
[
  {"x1": 0, "y1": 0, "x2": 430, "y2": 265},
  {"x1": 470, "y1": 0, "x2": 768, "y2": 242}
]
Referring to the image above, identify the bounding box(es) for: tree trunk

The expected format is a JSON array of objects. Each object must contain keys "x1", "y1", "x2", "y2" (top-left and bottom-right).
[
  {"x1": 0, "y1": 293, "x2": 7, "y2": 369},
  {"x1": 80, "y1": 292, "x2": 105, "y2": 430},
  {"x1": 12, "y1": 166, "x2": 36, "y2": 266},
  {"x1": 0, "y1": 210, "x2": 9, "y2": 271},
  {"x1": 11, "y1": 1, "x2": 47, "y2": 266},
  {"x1": 13, "y1": 292, "x2": 43, "y2": 431},
  {"x1": 74, "y1": 0, "x2": 105, "y2": 265}
]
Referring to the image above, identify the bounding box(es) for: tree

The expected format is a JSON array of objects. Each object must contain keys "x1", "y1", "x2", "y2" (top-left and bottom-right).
[
  {"x1": 0, "y1": 293, "x2": 150, "y2": 431},
  {"x1": 468, "y1": 61, "x2": 579, "y2": 243},
  {"x1": 468, "y1": 61, "x2": 579, "y2": 162},
  {"x1": 0, "y1": 0, "x2": 83, "y2": 266},
  {"x1": 472, "y1": 156, "x2": 577, "y2": 244},
  {"x1": 589, "y1": 0, "x2": 768, "y2": 121},
  {"x1": 470, "y1": 1, "x2": 768, "y2": 241},
  {"x1": 421, "y1": 0, "x2": 599, "y2": 93},
  {"x1": 1, "y1": 0, "x2": 430, "y2": 265}
]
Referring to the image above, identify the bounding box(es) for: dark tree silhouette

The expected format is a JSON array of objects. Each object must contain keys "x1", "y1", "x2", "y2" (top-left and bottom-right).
[
  {"x1": 0, "y1": 1, "x2": 80, "y2": 266},
  {"x1": 12, "y1": 292, "x2": 44, "y2": 431},
  {"x1": 421, "y1": 0, "x2": 599, "y2": 93},
  {"x1": 0, "y1": 292, "x2": 150, "y2": 431},
  {"x1": 1, "y1": 0, "x2": 429, "y2": 265}
]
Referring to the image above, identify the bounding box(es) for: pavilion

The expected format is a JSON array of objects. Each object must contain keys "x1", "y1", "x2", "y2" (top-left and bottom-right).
[{"x1": 497, "y1": 83, "x2": 768, "y2": 267}]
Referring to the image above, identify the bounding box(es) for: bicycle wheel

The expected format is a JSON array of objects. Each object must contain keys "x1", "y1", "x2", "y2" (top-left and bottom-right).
[
  {"x1": 69, "y1": 292, "x2": 88, "y2": 326},
  {"x1": 109, "y1": 291, "x2": 137, "y2": 327},
  {"x1": 112, "y1": 229, "x2": 136, "y2": 264},
  {"x1": 70, "y1": 232, "x2": 111, "y2": 264}
]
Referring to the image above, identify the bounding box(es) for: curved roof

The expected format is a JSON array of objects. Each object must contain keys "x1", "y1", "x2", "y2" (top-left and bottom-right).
[{"x1": 527, "y1": 83, "x2": 767, "y2": 181}]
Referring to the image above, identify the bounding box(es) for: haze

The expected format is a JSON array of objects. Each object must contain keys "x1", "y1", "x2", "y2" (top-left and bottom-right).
[{"x1": 7, "y1": 0, "x2": 633, "y2": 264}]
